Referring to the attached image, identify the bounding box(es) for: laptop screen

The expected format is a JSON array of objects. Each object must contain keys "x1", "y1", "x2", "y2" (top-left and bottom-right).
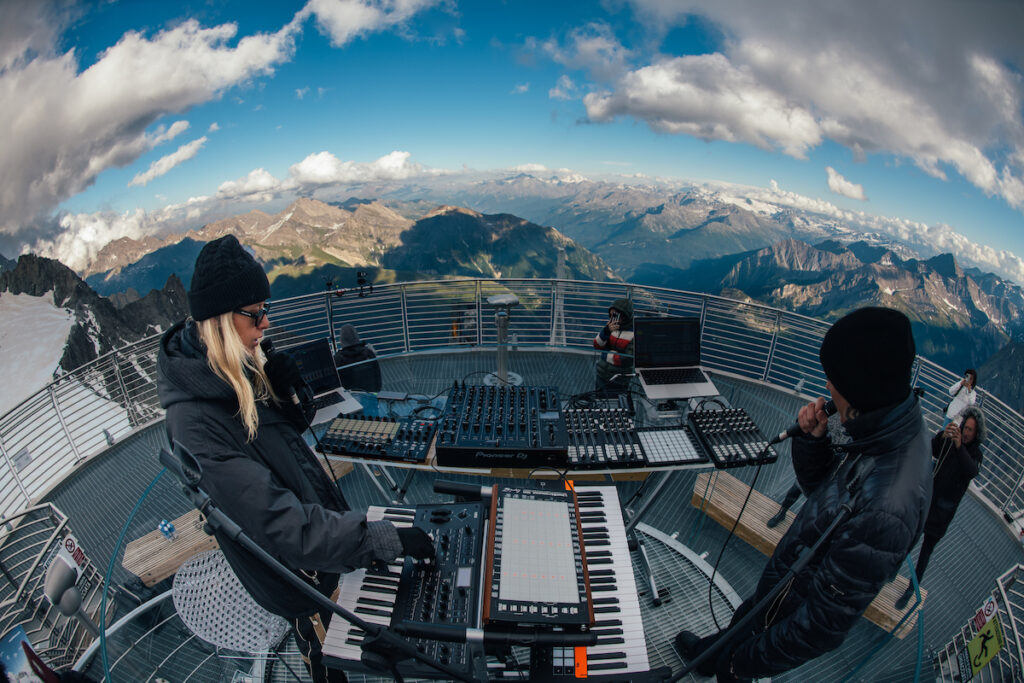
[
  {"x1": 634, "y1": 317, "x2": 702, "y2": 368},
  {"x1": 287, "y1": 338, "x2": 341, "y2": 394}
]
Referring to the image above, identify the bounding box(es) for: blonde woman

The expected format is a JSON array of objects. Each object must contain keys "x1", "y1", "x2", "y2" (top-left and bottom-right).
[{"x1": 157, "y1": 235, "x2": 432, "y2": 683}]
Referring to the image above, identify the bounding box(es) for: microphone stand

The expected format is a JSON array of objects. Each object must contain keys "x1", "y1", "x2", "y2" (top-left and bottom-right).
[{"x1": 159, "y1": 442, "x2": 475, "y2": 683}]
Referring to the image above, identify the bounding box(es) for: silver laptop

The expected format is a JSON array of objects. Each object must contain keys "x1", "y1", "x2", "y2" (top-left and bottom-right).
[
  {"x1": 288, "y1": 338, "x2": 362, "y2": 424},
  {"x1": 634, "y1": 316, "x2": 719, "y2": 400}
]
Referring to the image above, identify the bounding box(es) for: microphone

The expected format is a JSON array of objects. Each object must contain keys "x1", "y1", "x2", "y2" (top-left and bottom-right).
[
  {"x1": 770, "y1": 400, "x2": 837, "y2": 444},
  {"x1": 260, "y1": 338, "x2": 301, "y2": 406}
]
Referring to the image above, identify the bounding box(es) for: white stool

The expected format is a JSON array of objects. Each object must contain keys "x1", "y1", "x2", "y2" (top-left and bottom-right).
[{"x1": 172, "y1": 550, "x2": 301, "y2": 680}]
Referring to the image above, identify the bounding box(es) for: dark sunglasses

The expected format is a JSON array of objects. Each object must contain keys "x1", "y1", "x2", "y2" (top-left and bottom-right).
[{"x1": 233, "y1": 304, "x2": 270, "y2": 326}]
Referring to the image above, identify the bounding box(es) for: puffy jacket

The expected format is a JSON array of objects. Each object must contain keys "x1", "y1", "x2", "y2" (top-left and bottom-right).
[
  {"x1": 731, "y1": 393, "x2": 932, "y2": 678},
  {"x1": 594, "y1": 298, "x2": 635, "y2": 384},
  {"x1": 945, "y1": 379, "x2": 977, "y2": 422},
  {"x1": 157, "y1": 320, "x2": 379, "y2": 618}
]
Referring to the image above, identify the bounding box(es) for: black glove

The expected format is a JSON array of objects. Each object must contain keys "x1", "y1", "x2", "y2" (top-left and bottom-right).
[
  {"x1": 397, "y1": 527, "x2": 435, "y2": 560},
  {"x1": 263, "y1": 350, "x2": 304, "y2": 402}
]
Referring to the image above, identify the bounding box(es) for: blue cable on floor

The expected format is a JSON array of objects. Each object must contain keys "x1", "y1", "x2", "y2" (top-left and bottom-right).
[{"x1": 99, "y1": 468, "x2": 165, "y2": 681}]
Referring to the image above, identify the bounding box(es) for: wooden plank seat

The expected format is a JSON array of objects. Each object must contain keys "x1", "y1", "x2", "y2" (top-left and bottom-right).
[
  {"x1": 123, "y1": 457, "x2": 355, "y2": 586},
  {"x1": 691, "y1": 471, "x2": 925, "y2": 638},
  {"x1": 122, "y1": 508, "x2": 218, "y2": 587}
]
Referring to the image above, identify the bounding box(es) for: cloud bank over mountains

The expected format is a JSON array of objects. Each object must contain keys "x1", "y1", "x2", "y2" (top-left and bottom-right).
[
  {"x1": 1, "y1": 0, "x2": 1022, "y2": 289},
  {"x1": 0, "y1": 0, "x2": 447, "y2": 249},
  {"x1": 32, "y1": 154, "x2": 1024, "y2": 288},
  {"x1": 567, "y1": 0, "x2": 1024, "y2": 210}
]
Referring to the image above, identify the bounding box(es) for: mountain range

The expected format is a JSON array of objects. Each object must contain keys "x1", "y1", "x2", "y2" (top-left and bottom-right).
[
  {"x1": 630, "y1": 238, "x2": 1024, "y2": 370},
  {"x1": 6, "y1": 177, "x2": 1024, "y2": 416}
]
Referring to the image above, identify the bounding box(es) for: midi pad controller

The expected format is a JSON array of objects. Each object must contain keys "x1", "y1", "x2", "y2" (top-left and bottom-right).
[
  {"x1": 435, "y1": 383, "x2": 568, "y2": 468},
  {"x1": 317, "y1": 415, "x2": 436, "y2": 463},
  {"x1": 687, "y1": 408, "x2": 777, "y2": 468},
  {"x1": 564, "y1": 408, "x2": 645, "y2": 469}
]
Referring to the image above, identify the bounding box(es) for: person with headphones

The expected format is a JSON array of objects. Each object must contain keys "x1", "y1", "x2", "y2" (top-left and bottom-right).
[
  {"x1": 675, "y1": 307, "x2": 932, "y2": 682},
  {"x1": 157, "y1": 235, "x2": 434, "y2": 683}
]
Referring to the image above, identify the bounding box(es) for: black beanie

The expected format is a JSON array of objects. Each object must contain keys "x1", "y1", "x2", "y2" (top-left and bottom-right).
[
  {"x1": 188, "y1": 235, "x2": 271, "y2": 321},
  {"x1": 819, "y1": 307, "x2": 915, "y2": 412}
]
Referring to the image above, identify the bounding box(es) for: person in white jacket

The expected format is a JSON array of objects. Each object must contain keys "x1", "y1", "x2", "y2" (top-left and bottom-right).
[{"x1": 944, "y1": 368, "x2": 977, "y2": 426}]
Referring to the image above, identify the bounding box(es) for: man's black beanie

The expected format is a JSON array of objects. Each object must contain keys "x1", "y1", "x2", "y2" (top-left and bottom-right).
[
  {"x1": 188, "y1": 234, "x2": 271, "y2": 321},
  {"x1": 819, "y1": 307, "x2": 915, "y2": 412}
]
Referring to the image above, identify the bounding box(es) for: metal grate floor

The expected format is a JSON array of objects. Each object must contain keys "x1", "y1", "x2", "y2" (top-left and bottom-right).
[{"x1": 39, "y1": 348, "x2": 1024, "y2": 682}]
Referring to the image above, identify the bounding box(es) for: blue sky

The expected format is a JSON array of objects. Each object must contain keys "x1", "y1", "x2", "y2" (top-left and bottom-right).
[{"x1": 2, "y1": 0, "x2": 1024, "y2": 281}]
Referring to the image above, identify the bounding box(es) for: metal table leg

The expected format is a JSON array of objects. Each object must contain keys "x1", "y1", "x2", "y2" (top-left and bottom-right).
[
  {"x1": 625, "y1": 470, "x2": 675, "y2": 535},
  {"x1": 361, "y1": 463, "x2": 397, "y2": 504}
]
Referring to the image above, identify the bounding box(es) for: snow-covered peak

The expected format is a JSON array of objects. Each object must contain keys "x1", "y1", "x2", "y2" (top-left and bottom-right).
[{"x1": 0, "y1": 291, "x2": 74, "y2": 415}]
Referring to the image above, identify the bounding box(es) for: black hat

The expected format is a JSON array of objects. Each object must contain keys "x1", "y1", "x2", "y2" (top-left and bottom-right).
[
  {"x1": 188, "y1": 235, "x2": 270, "y2": 321},
  {"x1": 819, "y1": 307, "x2": 915, "y2": 412}
]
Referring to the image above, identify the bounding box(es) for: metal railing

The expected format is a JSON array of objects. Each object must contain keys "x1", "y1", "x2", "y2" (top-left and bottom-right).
[
  {"x1": 932, "y1": 563, "x2": 1024, "y2": 681},
  {"x1": 2, "y1": 278, "x2": 1023, "y2": 522}
]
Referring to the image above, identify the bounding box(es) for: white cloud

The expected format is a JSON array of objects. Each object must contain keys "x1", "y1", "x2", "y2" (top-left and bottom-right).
[
  {"x1": 825, "y1": 167, "x2": 866, "y2": 201},
  {"x1": 216, "y1": 168, "x2": 283, "y2": 203},
  {"x1": 0, "y1": 15, "x2": 300, "y2": 236},
  {"x1": 1, "y1": 0, "x2": 445, "y2": 248},
  {"x1": 289, "y1": 150, "x2": 435, "y2": 187},
  {"x1": 512, "y1": 83, "x2": 529, "y2": 95},
  {"x1": 574, "y1": 0, "x2": 1024, "y2": 213},
  {"x1": 510, "y1": 163, "x2": 549, "y2": 173},
  {"x1": 542, "y1": 22, "x2": 634, "y2": 83},
  {"x1": 301, "y1": 0, "x2": 447, "y2": 47},
  {"x1": 208, "y1": 122, "x2": 220, "y2": 132},
  {"x1": 296, "y1": 86, "x2": 310, "y2": 99},
  {"x1": 585, "y1": 54, "x2": 822, "y2": 158},
  {"x1": 549, "y1": 75, "x2": 577, "y2": 100},
  {"x1": 33, "y1": 209, "x2": 153, "y2": 272},
  {"x1": 129, "y1": 136, "x2": 208, "y2": 187}
]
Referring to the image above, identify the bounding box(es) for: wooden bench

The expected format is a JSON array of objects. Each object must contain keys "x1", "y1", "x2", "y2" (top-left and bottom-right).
[
  {"x1": 691, "y1": 471, "x2": 925, "y2": 638},
  {"x1": 122, "y1": 509, "x2": 219, "y2": 587},
  {"x1": 123, "y1": 458, "x2": 356, "y2": 586}
]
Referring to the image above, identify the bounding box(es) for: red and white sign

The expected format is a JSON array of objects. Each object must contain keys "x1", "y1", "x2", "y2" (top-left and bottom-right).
[{"x1": 972, "y1": 596, "x2": 998, "y2": 631}]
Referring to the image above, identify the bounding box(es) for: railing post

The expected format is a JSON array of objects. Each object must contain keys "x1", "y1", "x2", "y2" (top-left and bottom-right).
[
  {"x1": 763, "y1": 310, "x2": 782, "y2": 382},
  {"x1": 48, "y1": 385, "x2": 83, "y2": 464},
  {"x1": 111, "y1": 350, "x2": 139, "y2": 428},
  {"x1": 400, "y1": 284, "x2": 411, "y2": 353},
  {"x1": 0, "y1": 434, "x2": 32, "y2": 507},
  {"x1": 474, "y1": 281, "x2": 483, "y2": 346},
  {"x1": 325, "y1": 285, "x2": 338, "y2": 352}
]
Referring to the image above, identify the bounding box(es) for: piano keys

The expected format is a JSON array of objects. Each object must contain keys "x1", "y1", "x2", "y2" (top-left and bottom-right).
[
  {"x1": 533, "y1": 485, "x2": 669, "y2": 681},
  {"x1": 322, "y1": 504, "x2": 488, "y2": 680},
  {"x1": 322, "y1": 486, "x2": 669, "y2": 681}
]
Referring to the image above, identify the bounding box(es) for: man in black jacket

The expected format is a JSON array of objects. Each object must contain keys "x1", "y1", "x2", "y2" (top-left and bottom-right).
[{"x1": 676, "y1": 307, "x2": 932, "y2": 681}]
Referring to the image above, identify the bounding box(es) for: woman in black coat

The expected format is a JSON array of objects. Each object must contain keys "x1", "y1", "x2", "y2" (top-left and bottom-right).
[
  {"x1": 157, "y1": 235, "x2": 433, "y2": 683},
  {"x1": 896, "y1": 405, "x2": 985, "y2": 609}
]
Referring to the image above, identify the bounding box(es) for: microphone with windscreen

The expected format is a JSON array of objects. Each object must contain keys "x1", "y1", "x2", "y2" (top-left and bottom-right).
[
  {"x1": 260, "y1": 338, "x2": 301, "y2": 405},
  {"x1": 770, "y1": 400, "x2": 837, "y2": 444}
]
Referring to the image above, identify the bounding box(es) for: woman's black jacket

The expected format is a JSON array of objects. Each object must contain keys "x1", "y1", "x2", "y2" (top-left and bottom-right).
[{"x1": 157, "y1": 320, "x2": 376, "y2": 618}]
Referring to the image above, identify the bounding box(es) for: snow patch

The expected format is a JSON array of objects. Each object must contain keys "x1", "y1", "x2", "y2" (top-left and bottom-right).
[
  {"x1": 0, "y1": 292, "x2": 75, "y2": 415},
  {"x1": 941, "y1": 297, "x2": 962, "y2": 312}
]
